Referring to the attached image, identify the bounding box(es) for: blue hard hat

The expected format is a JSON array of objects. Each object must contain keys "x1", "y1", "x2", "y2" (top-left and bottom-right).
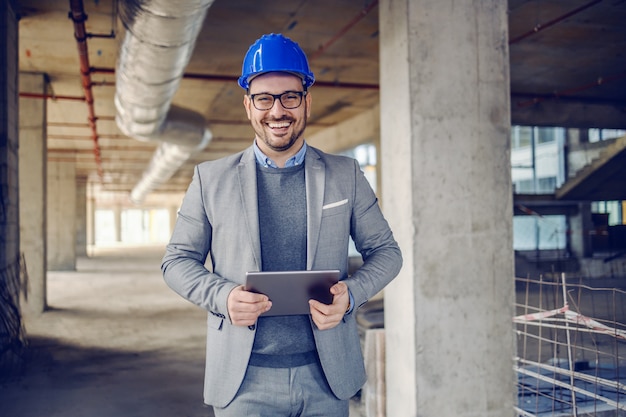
[{"x1": 238, "y1": 33, "x2": 315, "y2": 90}]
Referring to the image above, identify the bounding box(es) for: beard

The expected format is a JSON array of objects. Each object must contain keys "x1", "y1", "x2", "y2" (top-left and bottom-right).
[
  {"x1": 257, "y1": 119, "x2": 305, "y2": 152},
  {"x1": 253, "y1": 104, "x2": 308, "y2": 153}
]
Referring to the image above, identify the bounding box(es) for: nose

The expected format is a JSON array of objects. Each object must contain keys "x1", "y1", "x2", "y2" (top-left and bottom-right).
[{"x1": 268, "y1": 97, "x2": 288, "y2": 117}]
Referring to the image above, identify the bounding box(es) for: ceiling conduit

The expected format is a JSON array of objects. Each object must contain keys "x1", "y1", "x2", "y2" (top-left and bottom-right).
[
  {"x1": 69, "y1": 0, "x2": 104, "y2": 181},
  {"x1": 115, "y1": 0, "x2": 214, "y2": 204}
]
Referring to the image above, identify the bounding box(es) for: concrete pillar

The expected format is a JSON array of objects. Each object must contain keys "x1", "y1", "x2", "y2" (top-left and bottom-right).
[
  {"x1": 47, "y1": 160, "x2": 77, "y2": 270},
  {"x1": 18, "y1": 72, "x2": 48, "y2": 314},
  {"x1": 363, "y1": 329, "x2": 386, "y2": 417},
  {"x1": 75, "y1": 176, "x2": 87, "y2": 256},
  {"x1": 380, "y1": 1, "x2": 516, "y2": 416},
  {"x1": 114, "y1": 204, "x2": 122, "y2": 242},
  {"x1": 0, "y1": 0, "x2": 25, "y2": 375},
  {"x1": 565, "y1": 130, "x2": 593, "y2": 259},
  {"x1": 87, "y1": 195, "x2": 96, "y2": 247},
  {"x1": 570, "y1": 203, "x2": 593, "y2": 259},
  {"x1": 0, "y1": 0, "x2": 20, "y2": 270}
]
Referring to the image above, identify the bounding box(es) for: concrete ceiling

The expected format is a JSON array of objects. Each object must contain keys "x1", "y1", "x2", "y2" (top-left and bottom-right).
[{"x1": 17, "y1": 0, "x2": 626, "y2": 202}]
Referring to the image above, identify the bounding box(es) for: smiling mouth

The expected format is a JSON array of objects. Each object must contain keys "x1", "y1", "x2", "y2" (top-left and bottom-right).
[{"x1": 267, "y1": 121, "x2": 291, "y2": 129}]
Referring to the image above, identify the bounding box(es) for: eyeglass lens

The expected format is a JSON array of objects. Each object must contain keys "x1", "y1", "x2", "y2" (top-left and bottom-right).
[{"x1": 252, "y1": 91, "x2": 304, "y2": 110}]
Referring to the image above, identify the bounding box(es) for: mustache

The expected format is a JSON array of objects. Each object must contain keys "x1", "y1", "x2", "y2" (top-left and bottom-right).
[{"x1": 264, "y1": 116, "x2": 294, "y2": 123}]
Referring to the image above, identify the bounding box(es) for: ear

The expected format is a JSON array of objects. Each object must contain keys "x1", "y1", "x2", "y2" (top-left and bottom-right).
[
  {"x1": 243, "y1": 94, "x2": 252, "y2": 120},
  {"x1": 305, "y1": 91, "x2": 312, "y2": 118}
]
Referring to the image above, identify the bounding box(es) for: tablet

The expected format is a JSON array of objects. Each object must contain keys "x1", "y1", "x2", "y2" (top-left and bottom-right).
[{"x1": 245, "y1": 270, "x2": 340, "y2": 316}]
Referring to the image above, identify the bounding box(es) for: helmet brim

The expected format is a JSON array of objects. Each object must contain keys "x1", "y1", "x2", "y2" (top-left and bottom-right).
[{"x1": 238, "y1": 71, "x2": 314, "y2": 90}]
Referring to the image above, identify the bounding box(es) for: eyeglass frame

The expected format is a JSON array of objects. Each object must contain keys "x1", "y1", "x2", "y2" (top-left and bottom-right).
[{"x1": 248, "y1": 90, "x2": 307, "y2": 111}]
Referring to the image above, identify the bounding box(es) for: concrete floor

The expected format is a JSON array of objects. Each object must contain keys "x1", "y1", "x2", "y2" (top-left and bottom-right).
[{"x1": 0, "y1": 245, "x2": 365, "y2": 417}]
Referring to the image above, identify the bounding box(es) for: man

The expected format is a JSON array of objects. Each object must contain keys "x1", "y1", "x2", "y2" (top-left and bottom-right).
[{"x1": 162, "y1": 33, "x2": 402, "y2": 417}]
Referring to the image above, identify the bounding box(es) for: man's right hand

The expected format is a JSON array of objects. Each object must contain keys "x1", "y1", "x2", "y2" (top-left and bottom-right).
[{"x1": 227, "y1": 285, "x2": 272, "y2": 326}]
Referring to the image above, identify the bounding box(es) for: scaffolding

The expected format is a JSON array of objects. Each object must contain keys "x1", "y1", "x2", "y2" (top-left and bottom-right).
[
  {"x1": 514, "y1": 274, "x2": 626, "y2": 416},
  {"x1": 0, "y1": 253, "x2": 28, "y2": 380}
]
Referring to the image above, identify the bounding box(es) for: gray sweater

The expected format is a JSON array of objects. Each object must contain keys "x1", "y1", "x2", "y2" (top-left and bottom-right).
[{"x1": 249, "y1": 163, "x2": 318, "y2": 368}]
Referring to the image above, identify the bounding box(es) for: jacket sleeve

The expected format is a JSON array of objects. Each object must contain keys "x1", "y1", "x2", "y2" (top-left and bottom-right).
[
  {"x1": 344, "y1": 159, "x2": 403, "y2": 310},
  {"x1": 161, "y1": 165, "x2": 238, "y2": 317}
]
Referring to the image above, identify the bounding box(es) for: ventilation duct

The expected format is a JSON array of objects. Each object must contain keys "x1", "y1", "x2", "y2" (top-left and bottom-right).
[{"x1": 115, "y1": 0, "x2": 215, "y2": 204}]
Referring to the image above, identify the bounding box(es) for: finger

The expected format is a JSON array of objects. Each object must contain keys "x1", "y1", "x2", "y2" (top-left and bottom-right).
[
  {"x1": 309, "y1": 300, "x2": 342, "y2": 320},
  {"x1": 228, "y1": 286, "x2": 272, "y2": 326},
  {"x1": 233, "y1": 298, "x2": 272, "y2": 315},
  {"x1": 231, "y1": 301, "x2": 272, "y2": 326},
  {"x1": 309, "y1": 299, "x2": 331, "y2": 315},
  {"x1": 310, "y1": 306, "x2": 341, "y2": 330},
  {"x1": 233, "y1": 287, "x2": 270, "y2": 303},
  {"x1": 231, "y1": 292, "x2": 271, "y2": 313},
  {"x1": 330, "y1": 281, "x2": 348, "y2": 295}
]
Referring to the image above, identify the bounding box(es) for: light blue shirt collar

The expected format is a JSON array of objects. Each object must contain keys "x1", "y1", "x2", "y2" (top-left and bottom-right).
[{"x1": 253, "y1": 140, "x2": 307, "y2": 168}]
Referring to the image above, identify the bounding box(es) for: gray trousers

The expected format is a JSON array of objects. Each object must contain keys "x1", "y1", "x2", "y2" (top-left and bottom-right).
[{"x1": 212, "y1": 362, "x2": 349, "y2": 417}]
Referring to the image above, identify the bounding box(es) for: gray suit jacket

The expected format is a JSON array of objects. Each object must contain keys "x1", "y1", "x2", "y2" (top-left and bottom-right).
[{"x1": 162, "y1": 144, "x2": 402, "y2": 407}]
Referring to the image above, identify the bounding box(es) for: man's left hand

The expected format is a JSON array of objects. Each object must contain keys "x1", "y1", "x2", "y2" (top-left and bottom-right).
[{"x1": 309, "y1": 281, "x2": 350, "y2": 330}]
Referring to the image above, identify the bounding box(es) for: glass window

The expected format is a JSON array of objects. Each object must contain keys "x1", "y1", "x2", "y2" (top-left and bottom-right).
[
  {"x1": 537, "y1": 177, "x2": 556, "y2": 193},
  {"x1": 588, "y1": 128, "x2": 626, "y2": 143},
  {"x1": 511, "y1": 126, "x2": 532, "y2": 149},
  {"x1": 122, "y1": 209, "x2": 144, "y2": 243},
  {"x1": 513, "y1": 215, "x2": 567, "y2": 250},
  {"x1": 589, "y1": 128, "x2": 601, "y2": 143},
  {"x1": 340, "y1": 143, "x2": 377, "y2": 193},
  {"x1": 122, "y1": 208, "x2": 171, "y2": 243},
  {"x1": 592, "y1": 201, "x2": 624, "y2": 226},
  {"x1": 537, "y1": 127, "x2": 556, "y2": 144},
  {"x1": 511, "y1": 126, "x2": 565, "y2": 194},
  {"x1": 514, "y1": 179, "x2": 534, "y2": 193},
  {"x1": 603, "y1": 129, "x2": 626, "y2": 140},
  {"x1": 340, "y1": 143, "x2": 378, "y2": 257},
  {"x1": 95, "y1": 209, "x2": 116, "y2": 244}
]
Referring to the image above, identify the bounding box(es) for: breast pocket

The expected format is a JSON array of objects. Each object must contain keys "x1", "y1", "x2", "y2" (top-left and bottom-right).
[
  {"x1": 322, "y1": 198, "x2": 349, "y2": 218},
  {"x1": 319, "y1": 198, "x2": 351, "y2": 256}
]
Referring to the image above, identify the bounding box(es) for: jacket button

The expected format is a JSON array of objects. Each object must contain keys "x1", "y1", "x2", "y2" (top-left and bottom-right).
[{"x1": 248, "y1": 324, "x2": 256, "y2": 331}]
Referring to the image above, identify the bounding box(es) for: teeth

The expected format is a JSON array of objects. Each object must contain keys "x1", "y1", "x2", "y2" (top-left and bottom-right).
[{"x1": 268, "y1": 121, "x2": 290, "y2": 128}]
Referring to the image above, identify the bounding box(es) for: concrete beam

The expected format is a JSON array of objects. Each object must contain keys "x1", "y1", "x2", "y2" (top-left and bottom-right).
[{"x1": 511, "y1": 95, "x2": 626, "y2": 129}]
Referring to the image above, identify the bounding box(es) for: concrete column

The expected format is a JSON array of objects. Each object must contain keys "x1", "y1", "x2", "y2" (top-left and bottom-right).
[
  {"x1": 75, "y1": 176, "x2": 87, "y2": 256},
  {"x1": 114, "y1": 205, "x2": 122, "y2": 242},
  {"x1": 47, "y1": 160, "x2": 77, "y2": 270},
  {"x1": 565, "y1": 131, "x2": 593, "y2": 259},
  {"x1": 0, "y1": 0, "x2": 24, "y2": 375},
  {"x1": 570, "y1": 203, "x2": 593, "y2": 258},
  {"x1": 18, "y1": 72, "x2": 48, "y2": 314},
  {"x1": 380, "y1": 1, "x2": 516, "y2": 416},
  {"x1": 87, "y1": 194, "x2": 96, "y2": 247},
  {"x1": 0, "y1": 0, "x2": 20, "y2": 270}
]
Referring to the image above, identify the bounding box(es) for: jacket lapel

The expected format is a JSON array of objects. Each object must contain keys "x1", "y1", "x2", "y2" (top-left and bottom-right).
[
  {"x1": 305, "y1": 148, "x2": 325, "y2": 270},
  {"x1": 237, "y1": 147, "x2": 262, "y2": 270}
]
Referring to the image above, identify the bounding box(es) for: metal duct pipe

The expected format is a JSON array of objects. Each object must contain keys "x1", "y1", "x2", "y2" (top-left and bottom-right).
[
  {"x1": 115, "y1": 0, "x2": 214, "y2": 204},
  {"x1": 129, "y1": 106, "x2": 211, "y2": 203}
]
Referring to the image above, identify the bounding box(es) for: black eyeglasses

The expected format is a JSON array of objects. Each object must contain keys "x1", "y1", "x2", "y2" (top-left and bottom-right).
[{"x1": 249, "y1": 91, "x2": 307, "y2": 111}]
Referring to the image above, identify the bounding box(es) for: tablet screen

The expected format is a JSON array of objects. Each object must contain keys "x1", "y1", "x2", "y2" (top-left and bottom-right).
[{"x1": 245, "y1": 270, "x2": 340, "y2": 316}]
